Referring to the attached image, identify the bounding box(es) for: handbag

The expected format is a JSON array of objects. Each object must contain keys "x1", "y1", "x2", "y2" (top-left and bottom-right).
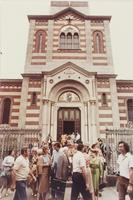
[{"x1": 51, "y1": 178, "x2": 66, "y2": 193}]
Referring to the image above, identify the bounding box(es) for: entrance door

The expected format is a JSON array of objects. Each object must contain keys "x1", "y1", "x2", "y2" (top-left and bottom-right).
[
  {"x1": 57, "y1": 108, "x2": 81, "y2": 141},
  {"x1": 63, "y1": 121, "x2": 75, "y2": 133}
]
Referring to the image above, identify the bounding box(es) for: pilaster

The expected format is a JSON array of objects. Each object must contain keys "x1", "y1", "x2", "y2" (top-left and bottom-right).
[
  {"x1": 109, "y1": 78, "x2": 120, "y2": 128},
  {"x1": 46, "y1": 20, "x2": 54, "y2": 61},
  {"x1": 85, "y1": 20, "x2": 93, "y2": 65},
  {"x1": 89, "y1": 99, "x2": 97, "y2": 144},
  {"x1": 24, "y1": 20, "x2": 36, "y2": 72},
  {"x1": 104, "y1": 20, "x2": 113, "y2": 67},
  {"x1": 18, "y1": 77, "x2": 29, "y2": 128},
  {"x1": 42, "y1": 98, "x2": 49, "y2": 141},
  {"x1": 83, "y1": 101, "x2": 89, "y2": 142}
]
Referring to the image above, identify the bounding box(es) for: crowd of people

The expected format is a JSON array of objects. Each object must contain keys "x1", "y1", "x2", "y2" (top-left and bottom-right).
[{"x1": 0, "y1": 135, "x2": 133, "y2": 200}]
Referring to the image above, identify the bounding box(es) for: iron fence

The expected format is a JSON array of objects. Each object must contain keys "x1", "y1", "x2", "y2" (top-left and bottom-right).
[
  {"x1": 0, "y1": 125, "x2": 41, "y2": 160},
  {"x1": 105, "y1": 122, "x2": 133, "y2": 174}
]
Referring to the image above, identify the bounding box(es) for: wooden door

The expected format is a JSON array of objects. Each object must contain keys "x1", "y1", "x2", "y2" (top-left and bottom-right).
[{"x1": 57, "y1": 108, "x2": 81, "y2": 141}]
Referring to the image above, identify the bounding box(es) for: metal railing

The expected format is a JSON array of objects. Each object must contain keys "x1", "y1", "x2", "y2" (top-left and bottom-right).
[
  {"x1": 0, "y1": 125, "x2": 41, "y2": 159},
  {"x1": 105, "y1": 122, "x2": 133, "y2": 174}
]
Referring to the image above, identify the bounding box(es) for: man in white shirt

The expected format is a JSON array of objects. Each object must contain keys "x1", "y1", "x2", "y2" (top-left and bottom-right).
[
  {"x1": 13, "y1": 147, "x2": 34, "y2": 200},
  {"x1": 74, "y1": 132, "x2": 81, "y2": 143},
  {"x1": 117, "y1": 141, "x2": 133, "y2": 200},
  {"x1": 71, "y1": 143, "x2": 92, "y2": 200},
  {"x1": 51, "y1": 142, "x2": 63, "y2": 172}
]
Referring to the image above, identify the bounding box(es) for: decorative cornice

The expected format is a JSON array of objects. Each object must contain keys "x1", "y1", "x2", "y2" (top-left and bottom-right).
[
  {"x1": 0, "y1": 79, "x2": 22, "y2": 83},
  {"x1": 21, "y1": 73, "x2": 43, "y2": 78},
  {"x1": 116, "y1": 80, "x2": 133, "y2": 84},
  {"x1": 28, "y1": 7, "x2": 111, "y2": 22},
  {"x1": 96, "y1": 74, "x2": 117, "y2": 78}
]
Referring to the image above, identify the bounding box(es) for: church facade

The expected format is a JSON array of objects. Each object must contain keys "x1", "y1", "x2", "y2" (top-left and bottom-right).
[{"x1": 0, "y1": 1, "x2": 133, "y2": 144}]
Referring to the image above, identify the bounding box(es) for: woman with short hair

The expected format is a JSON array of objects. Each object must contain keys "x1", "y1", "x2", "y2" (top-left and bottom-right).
[{"x1": 37, "y1": 145, "x2": 51, "y2": 200}]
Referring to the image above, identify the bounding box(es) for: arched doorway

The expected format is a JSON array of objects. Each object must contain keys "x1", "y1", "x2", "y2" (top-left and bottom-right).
[
  {"x1": 57, "y1": 107, "x2": 81, "y2": 141},
  {"x1": 44, "y1": 79, "x2": 92, "y2": 142}
]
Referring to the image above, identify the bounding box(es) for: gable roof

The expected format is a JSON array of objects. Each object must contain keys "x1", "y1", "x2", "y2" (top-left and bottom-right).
[
  {"x1": 42, "y1": 61, "x2": 96, "y2": 77},
  {"x1": 28, "y1": 7, "x2": 111, "y2": 21}
]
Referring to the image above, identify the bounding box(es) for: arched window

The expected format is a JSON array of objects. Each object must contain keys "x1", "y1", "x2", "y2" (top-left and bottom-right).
[
  {"x1": 60, "y1": 33, "x2": 65, "y2": 49},
  {"x1": 67, "y1": 33, "x2": 72, "y2": 49},
  {"x1": 31, "y1": 92, "x2": 37, "y2": 106},
  {"x1": 127, "y1": 99, "x2": 133, "y2": 122},
  {"x1": 2, "y1": 98, "x2": 11, "y2": 124},
  {"x1": 101, "y1": 93, "x2": 107, "y2": 106},
  {"x1": 59, "y1": 25, "x2": 80, "y2": 50},
  {"x1": 73, "y1": 33, "x2": 79, "y2": 49},
  {"x1": 93, "y1": 31, "x2": 104, "y2": 53},
  {"x1": 37, "y1": 33, "x2": 43, "y2": 52},
  {"x1": 35, "y1": 30, "x2": 46, "y2": 53},
  {"x1": 96, "y1": 34, "x2": 101, "y2": 53}
]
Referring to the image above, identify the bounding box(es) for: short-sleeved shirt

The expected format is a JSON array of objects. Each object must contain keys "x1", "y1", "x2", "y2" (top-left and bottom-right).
[
  {"x1": 13, "y1": 155, "x2": 30, "y2": 181},
  {"x1": 117, "y1": 152, "x2": 133, "y2": 179},
  {"x1": 2, "y1": 155, "x2": 15, "y2": 172},
  {"x1": 52, "y1": 149, "x2": 63, "y2": 167},
  {"x1": 73, "y1": 151, "x2": 86, "y2": 173},
  {"x1": 2, "y1": 155, "x2": 14, "y2": 167}
]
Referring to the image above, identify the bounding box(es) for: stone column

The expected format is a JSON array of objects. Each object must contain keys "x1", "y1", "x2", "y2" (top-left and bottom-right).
[
  {"x1": 18, "y1": 77, "x2": 29, "y2": 128},
  {"x1": 46, "y1": 20, "x2": 54, "y2": 62},
  {"x1": 42, "y1": 99, "x2": 49, "y2": 141},
  {"x1": 51, "y1": 104, "x2": 58, "y2": 141},
  {"x1": 84, "y1": 102, "x2": 89, "y2": 142},
  {"x1": 109, "y1": 78, "x2": 120, "y2": 128},
  {"x1": 50, "y1": 101, "x2": 55, "y2": 140},
  {"x1": 89, "y1": 99, "x2": 97, "y2": 144},
  {"x1": 85, "y1": 20, "x2": 93, "y2": 65}
]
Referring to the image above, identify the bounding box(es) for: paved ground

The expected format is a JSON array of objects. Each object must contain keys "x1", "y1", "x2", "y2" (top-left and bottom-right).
[
  {"x1": 64, "y1": 186, "x2": 130, "y2": 200},
  {"x1": 1, "y1": 186, "x2": 130, "y2": 200}
]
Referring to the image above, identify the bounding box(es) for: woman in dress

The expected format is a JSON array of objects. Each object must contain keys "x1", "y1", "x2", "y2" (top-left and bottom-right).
[
  {"x1": 83, "y1": 147, "x2": 94, "y2": 200},
  {"x1": 37, "y1": 145, "x2": 51, "y2": 200},
  {"x1": 89, "y1": 147, "x2": 103, "y2": 198},
  {"x1": 30, "y1": 148, "x2": 38, "y2": 197}
]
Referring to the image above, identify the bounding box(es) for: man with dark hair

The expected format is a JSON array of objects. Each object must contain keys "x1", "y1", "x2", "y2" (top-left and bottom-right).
[
  {"x1": 117, "y1": 141, "x2": 133, "y2": 200},
  {"x1": 71, "y1": 143, "x2": 92, "y2": 200},
  {"x1": 12, "y1": 147, "x2": 35, "y2": 200}
]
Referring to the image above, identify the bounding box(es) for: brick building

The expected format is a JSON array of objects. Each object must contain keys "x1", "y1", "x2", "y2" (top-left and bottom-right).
[{"x1": 0, "y1": 1, "x2": 133, "y2": 144}]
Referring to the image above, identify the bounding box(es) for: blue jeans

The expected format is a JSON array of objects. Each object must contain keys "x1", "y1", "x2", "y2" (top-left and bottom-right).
[{"x1": 13, "y1": 180, "x2": 27, "y2": 200}]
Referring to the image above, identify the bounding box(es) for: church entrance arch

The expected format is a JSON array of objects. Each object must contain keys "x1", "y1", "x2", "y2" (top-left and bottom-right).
[
  {"x1": 57, "y1": 107, "x2": 81, "y2": 141},
  {"x1": 47, "y1": 80, "x2": 91, "y2": 142}
]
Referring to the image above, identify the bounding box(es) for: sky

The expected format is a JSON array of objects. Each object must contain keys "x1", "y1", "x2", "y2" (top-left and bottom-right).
[{"x1": 0, "y1": 0, "x2": 133, "y2": 80}]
